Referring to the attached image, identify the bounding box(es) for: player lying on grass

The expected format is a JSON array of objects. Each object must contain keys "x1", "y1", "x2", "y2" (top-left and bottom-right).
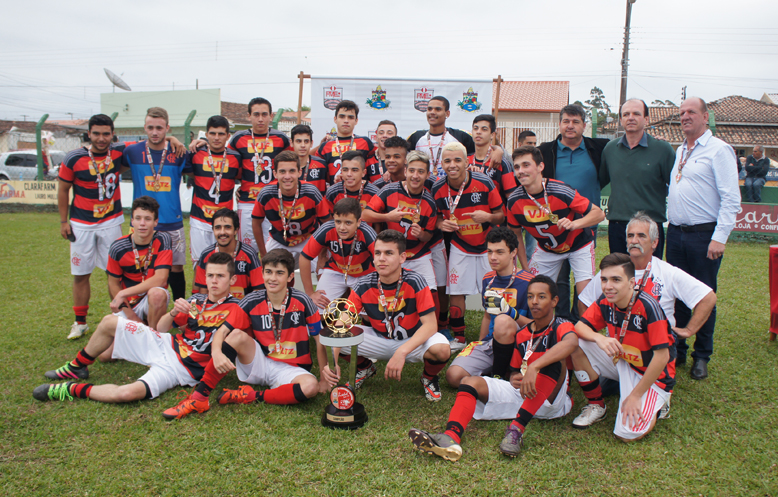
[
  {"x1": 161, "y1": 249, "x2": 331, "y2": 420},
  {"x1": 33, "y1": 252, "x2": 241, "y2": 404},
  {"x1": 445, "y1": 227, "x2": 533, "y2": 389},
  {"x1": 570, "y1": 253, "x2": 675, "y2": 441},
  {"x1": 321, "y1": 229, "x2": 451, "y2": 402},
  {"x1": 409, "y1": 275, "x2": 578, "y2": 460}
]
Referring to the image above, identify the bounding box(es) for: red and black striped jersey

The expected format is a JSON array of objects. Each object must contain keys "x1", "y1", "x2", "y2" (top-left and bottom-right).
[
  {"x1": 366, "y1": 182, "x2": 437, "y2": 259},
  {"x1": 58, "y1": 145, "x2": 125, "y2": 227},
  {"x1": 228, "y1": 129, "x2": 291, "y2": 203},
  {"x1": 194, "y1": 242, "x2": 263, "y2": 300},
  {"x1": 365, "y1": 156, "x2": 385, "y2": 184},
  {"x1": 506, "y1": 179, "x2": 595, "y2": 254},
  {"x1": 225, "y1": 289, "x2": 322, "y2": 369},
  {"x1": 315, "y1": 135, "x2": 374, "y2": 182},
  {"x1": 348, "y1": 270, "x2": 435, "y2": 341},
  {"x1": 509, "y1": 317, "x2": 576, "y2": 381},
  {"x1": 302, "y1": 221, "x2": 377, "y2": 277},
  {"x1": 106, "y1": 232, "x2": 172, "y2": 305},
  {"x1": 468, "y1": 154, "x2": 518, "y2": 203},
  {"x1": 300, "y1": 155, "x2": 329, "y2": 197},
  {"x1": 187, "y1": 147, "x2": 242, "y2": 223},
  {"x1": 432, "y1": 171, "x2": 503, "y2": 254},
  {"x1": 580, "y1": 293, "x2": 676, "y2": 392},
  {"x1": 252, "y1": 182, "x2": 330, "y2": 247},
  {"x1": 171, "y1": 293, "x2": 242, "y2": 380},
  {"x1": 324, "y1": 181, "x2": 380, "y2": 212}
]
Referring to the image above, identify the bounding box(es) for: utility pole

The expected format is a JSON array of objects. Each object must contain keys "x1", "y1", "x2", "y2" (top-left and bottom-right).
[{"x1": 618, "y1": 0, "x2": 637, "y2": 113}]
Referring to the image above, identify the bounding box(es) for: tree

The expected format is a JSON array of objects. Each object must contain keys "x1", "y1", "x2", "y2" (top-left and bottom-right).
[{"x1": 575, "y1": 87, "x2": 617, "y2": 129}]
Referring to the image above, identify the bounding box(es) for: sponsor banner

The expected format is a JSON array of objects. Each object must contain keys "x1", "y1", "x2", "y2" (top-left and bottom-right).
[
  {"x1": 0, "y1": 180, "x2": 62, "y2": 205},
  {"x1": 733, "y1": 203, "x2": 778, "y2": 234},
  {"x1": 310, "y1": 77, "x2": 493, "y2": 143}
]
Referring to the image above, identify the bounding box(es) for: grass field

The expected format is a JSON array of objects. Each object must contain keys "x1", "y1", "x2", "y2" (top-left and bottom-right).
[{"x1": 1, "y1": 210, "x2": 777, "y2": 496}]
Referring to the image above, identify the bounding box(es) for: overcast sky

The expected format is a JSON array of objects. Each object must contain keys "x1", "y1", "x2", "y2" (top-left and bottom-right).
[{"x1": 1, "y1": 0, "x2": 776, "y2": 121}]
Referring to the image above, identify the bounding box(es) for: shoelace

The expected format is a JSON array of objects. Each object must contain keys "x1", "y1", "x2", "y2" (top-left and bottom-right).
[{"x1": 52, "y1": 384, "x2": 74, "y2": 401}]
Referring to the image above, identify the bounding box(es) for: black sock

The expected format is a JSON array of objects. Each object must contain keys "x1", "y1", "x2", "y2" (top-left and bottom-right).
[
  {"x1": 168, "y1": 271, "x2": 186, "y2": 300},
  {"x1": 492, "y1": 340, "x2": 515, "y2": 380}
]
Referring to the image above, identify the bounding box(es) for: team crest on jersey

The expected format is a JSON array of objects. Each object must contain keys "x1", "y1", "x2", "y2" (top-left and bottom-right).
[
  {"x1": 236, "y1": 260, "x2": 248, "y2": 272},
  {"x1": 633, "y1": 315, "x2": 644, "y2": 330},
  {"x1": 471, "y1": 192, "x2": 482, "y2": 203},
  {"x1": 414, "y1": 87, "x2": 434, "y2": 112},
  {"x1": 290, "y1": 312, "x2": 301, "y2": 325},
  {"x1": 323, "y1": 86, "x2": 343, "y2": 110},
  {"x1": 457, "y1": 87, "x2": 482, "y2": 112},
  {"x1": 309, "y1": 168, "x2": 320, "y2": 179},
  {"x1": 366, "y1": 85, "x2": 390, "y2": 110},
  {"x1": 649, "y1": 279, "x2": 663, "y2": 298},
  {"x1": 71, "y1": 255, "x2": 81, "y2": 266}
]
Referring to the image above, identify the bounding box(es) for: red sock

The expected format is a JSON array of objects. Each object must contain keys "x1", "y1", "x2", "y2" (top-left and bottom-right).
[
  {"x1": 69, "y1": 383, "x2": 93, "y2": 399},
  {"x1": 262, "y1": 383, "x2": 307, "y2": 405},
  {"x1": 423, "y1": 359, "x2": 446, "y2": 380},
  {"x1": 450, "y1": 305, "x2": 465, "y2": 340},
  {"x1": 200, "y1": 361, "x2": 228, "y2": 391},
  {"x1": 443, "y1": 384, "x2": 478, "y2": 444},
  {"x1": 71, "y1": 349, "x2": 95, "y2": 368},
  {"x1": 73, "y1": 305, "x2": 88, "y2": 325},
  {"x1": 513, "y1": 373, "x2": 558, "y2": 431},
  {"x1": 579, "y1": 376, "x2": 605, "y2": 408}
]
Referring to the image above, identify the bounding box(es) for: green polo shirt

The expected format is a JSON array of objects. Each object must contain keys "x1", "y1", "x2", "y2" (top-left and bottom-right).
[{"x1": 600, "y1": 133, "x2": 676, "y2": 222}]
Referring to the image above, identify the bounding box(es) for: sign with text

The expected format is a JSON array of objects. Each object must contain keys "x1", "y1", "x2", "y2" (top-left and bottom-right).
[
  {"x1": 733, "y1": 203, "x2": 778, "y2": 234},
  {"x1": 0, "y1": 180, "x2": 61, "y2": 205}
]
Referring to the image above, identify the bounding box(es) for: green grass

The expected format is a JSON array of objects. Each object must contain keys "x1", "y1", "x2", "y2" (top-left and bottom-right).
[{"x1": 1, "y1": 211, "x2": 777, "y2": 496}]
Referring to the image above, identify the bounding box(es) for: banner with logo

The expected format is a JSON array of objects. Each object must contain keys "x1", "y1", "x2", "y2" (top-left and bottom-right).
[
  {"x1": 0, "y1": 180, "x2": 61, "y2": 205},
  {"x1": 310, "y1": 76, "x2": 493, "y2": 144}
]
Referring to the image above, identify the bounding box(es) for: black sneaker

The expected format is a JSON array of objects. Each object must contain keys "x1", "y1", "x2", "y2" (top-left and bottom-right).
[
  {"x1": 33, "y1": 382, "x2": 75, "y2": 402},
  {"x1": 44, "y1": 362, "x2": 89, "y2": 380}
]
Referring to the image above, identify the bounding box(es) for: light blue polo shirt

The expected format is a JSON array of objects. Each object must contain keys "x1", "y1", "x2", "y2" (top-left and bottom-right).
[{"x1": 555, "y1": 139, "x2": 600, "y2": 206}]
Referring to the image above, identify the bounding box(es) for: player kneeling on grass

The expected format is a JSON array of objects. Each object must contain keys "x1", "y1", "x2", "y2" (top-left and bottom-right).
[
  {"x1": 570, "y1": 253, "x2": 675, "y2": 441},
  {"x1": 300, "y1": 197, "x2": 377, "y2": 310},
  {"x1": 446, "y1": 226, "x2": 533, "y2": 388},
  {"x1": 409, "y1": 275, "x2": 578, "y2": 460},
  {"x1": 162, "y1": 249, "x2": 331, "y2": 419},
  {"x1": 322, "y1": 229, "x2": 451, "y2": 402},
  {"x1": 33, "y1": 252, "x2": 241, "y2": 404}
]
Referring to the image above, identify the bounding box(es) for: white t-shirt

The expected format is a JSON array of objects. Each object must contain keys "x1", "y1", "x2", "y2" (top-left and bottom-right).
[{"x1": 580, "y1": 256, "x2": 712, "y2": 327}]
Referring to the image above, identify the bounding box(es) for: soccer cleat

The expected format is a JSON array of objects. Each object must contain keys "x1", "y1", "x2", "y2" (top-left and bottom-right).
[
  {"x1": 352, "y1": 362, "x2": 377, "y2": 390},
  {"x1": 44, "y1": 362, "x2": 89, "y2": 380},
  {"x1": 658, "y1": 396, "x2": 671, "y2": 420},
  {"x1": 449, "y1": 338, "x2": 466, "y2": 353},
  {"x1": 499, "y1": 425, "x2": 523, "y2": 457},
  {"x1": 421, "y1": 375, "x2": 442, "y2": 402},
  {"x1": 572, "y1": 404, "x2": 608, "y2": 429},
  {"x1": 33, "y1": 382, "x2": 75, "y2": 402},
  {"x1": 408, "y1": 428, "x2": 462, "y2": 462},
  {"x1": 217, "y1": 385, "x2": 256, "y2": 405},
  {"x1": 67, "y1": 322, "x2": 89, "y2": 340},
  {"x1": 162, "y1": 395, "x2": 210, "y2": 420}
]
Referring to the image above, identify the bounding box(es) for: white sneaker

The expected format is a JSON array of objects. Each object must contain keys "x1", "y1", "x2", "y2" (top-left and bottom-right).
[
  {"x1": 572, "y1": 404, "x2": 607, "y2": 429},
  {"x1": 658, "y1": 396, "x2": 671, "y2": 420},
  {"x1": 67, "y1": 322, "x2": 89, "y2": 340},
  {"x1": 449, "y1": 339, "x2": 466, "y2": 353}
]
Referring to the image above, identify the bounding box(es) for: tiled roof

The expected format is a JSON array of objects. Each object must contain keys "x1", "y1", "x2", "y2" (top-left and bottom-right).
[
  {"x1": 654, "y1": 96, "x2": 778, "y2": 124},
  {"x1": 762, "y1": 93, "x2": 778, "y2": 105},
  {"x1": 0, "y1": 120, "x2": 84, "y2": 135},
  {"x1": 279, "y1": 111, "x2": 310, "y2": 123},
  {"x1": 648, "y1": 123, "x2": 778, "y2": 147},
  {"x1": 602, "y1": 105, "x2": 678, "y2": 132},
  {"x1": 493, "y1": 81, "x2": 569, "y2": 112},
  {"x1": 221, "y1": 101, "x2": 250, "y2": 125}
]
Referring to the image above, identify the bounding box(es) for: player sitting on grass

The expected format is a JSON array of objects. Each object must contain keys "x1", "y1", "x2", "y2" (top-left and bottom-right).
[
  {"x1": 321, "y1": 229, "x2": 451, "y2": 402},
  {"x1": 161, "y1": 249, "x2": 331, "y2": 420},
  {"x1": 33, "y1": 252, "x2": 241, "y2": 404},
  {"x1": 445, "y1": 227, "x2": 533, "y2": 389},
  {"x1": 408, "y1": 275, "x2": 578, "y2": 460},
  {"x1": 570, "y1": 253, "x2": 675, "y2": 441},
  {"x1": 300, "y1": 198, "x2": 377, "y2": 310}
]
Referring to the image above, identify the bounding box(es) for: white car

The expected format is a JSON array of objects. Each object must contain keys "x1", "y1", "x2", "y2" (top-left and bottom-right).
[{"x1": 0, "y1": 150, "x2": 65, "y2": 181}]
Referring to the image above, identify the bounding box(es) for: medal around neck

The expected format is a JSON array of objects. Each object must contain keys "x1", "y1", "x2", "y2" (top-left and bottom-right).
[{"x1": 320, "y1": 298, "x2": 368, "y2": 430}]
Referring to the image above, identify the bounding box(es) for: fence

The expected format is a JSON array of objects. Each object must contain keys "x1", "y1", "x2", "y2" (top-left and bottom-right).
[{"x1": 496, "y1": 121, "x2": 559, "y2": 151}]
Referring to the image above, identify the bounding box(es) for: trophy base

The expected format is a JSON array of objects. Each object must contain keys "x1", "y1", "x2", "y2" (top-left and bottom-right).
[{"x1": 321, "y1": 402, "x2": 368, "y2": 430}]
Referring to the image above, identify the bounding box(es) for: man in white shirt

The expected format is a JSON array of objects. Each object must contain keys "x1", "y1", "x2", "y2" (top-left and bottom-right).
[{"x1": 665, "y1": 97, "x2": 739, "y2": 380}]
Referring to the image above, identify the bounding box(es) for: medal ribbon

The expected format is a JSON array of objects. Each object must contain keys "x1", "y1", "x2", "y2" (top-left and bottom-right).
[
  {"x1": 251, "y1": 129, "x2": 270, "y2": 184},
  {"x1": 616, "y1": 260, "x2": 653, "y2": 345},
  {"x1": 337, "y1": 234, "x2": 356, "y2": 284},
  {"x1": 525, "y1": 179, "x2": 555, "y2": 221},
  {"x1": 189, "y1": 294, "x2": 230, "y2": 320},
  {"x1": 401, "y1": 181, "x2": 424, "y2": 237},
  {"x1": 278, "y1": 184, "x2": 300, "y2": 242},
  {"x1": 208, "y1": 146, "x2": 229, "y2": 197},
  {"x1": 346, "y1": 180, "x2": 366, "y2": 204},
  {"x1": 377, "y1": 271, "x2": 406, "y2": 339},
  {"x1": 131, "y1": 232, "x2": 156, "y2": 282},
  {"x1": 426, "y1": 130, "x2": 447, "y2": 173},
  {"x1": 524, "y1": 316, "x2": 554, "y2": 363},
  {"x1": 269, "y1": 289, "x2": 290, "y2": 353},
  {"x1": 675, "y1": 141, "x2": 698, "y2": 183},
  {"x1": 486, "y1": 265, "x2": 518, "y2": 295},
  {"x1": 334, "y1": 136, "x2": 356, "y2": 159},
  {"x1": 447, "y1": 171, "x2": 468, "y2": 220},
  {"x1": 216, "y1": 240, "x2": 241, "y2": 261},
  {"x1": 87, "y1": 147, "x2": 112, "y2": 201},
  {"x1": 146, "y1": 142, "x2": 168, "y2": 191}
]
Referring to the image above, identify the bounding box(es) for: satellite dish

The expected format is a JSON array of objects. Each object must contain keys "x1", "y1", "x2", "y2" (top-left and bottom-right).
[{"x1": 104, "y1": 68, "x2": 132, "y2": 92}]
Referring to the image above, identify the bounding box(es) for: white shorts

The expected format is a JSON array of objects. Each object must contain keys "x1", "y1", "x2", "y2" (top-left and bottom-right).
[
  {"x1": 357, "y1": 326, "x2": 449, "y2": 363},
  {"x1": 450, "y1": 339, "x2": 495, "y2": 376},
  {"x1": 70, "y1": 223, "x2": 123, "y2": 276},
  {"x1": 528, "y1": 241, "x2": 595, "y2": 284},
  {"x1": 111, "y1": 317, "x2": 196, "y2": 399},
  {"x1": 473, "y1": 374, "x2": 572, "y2": 421},
  {"x1": 236, "y1": 340, "x2": 315, "y2": 389},
  {"x1": 164, "y1": 227, "x2": 186, "y2": 266},
  {"x1": 446, "y1": 245, "x2": 490, "y2": 296},
  {"x1": 237, "y1": 202, "x2": 270, "y2": 252},
  {"x1": 403, "y1": 253, "x2": 437, "y2": 290},
  {"x1": 115, "y1": 287, "x2": 169, "y2": 322},
  {"x1": 430, "y1": 241, "x2": 447, "y2": 289},
  {"x1": 315, "y1": 268, "x2": 361, "y2": 310},
  {"x1": 190, "y1": 218, "x2": 216, "y2": 265},
  {"x1": 266, "y1": 236, "x2": 308, "y2": 269},
  {"x1": 579, "y1": 339, "x2": 671, "y2": 440}
]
